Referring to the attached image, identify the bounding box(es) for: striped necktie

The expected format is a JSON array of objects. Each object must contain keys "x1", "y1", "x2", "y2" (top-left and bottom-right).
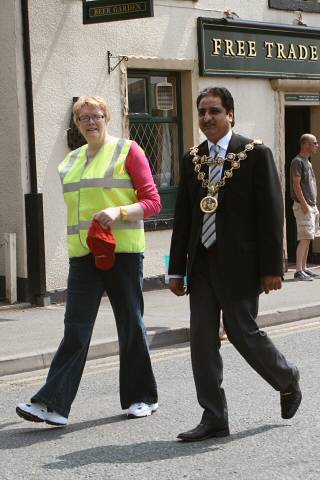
[{"x1": 201, "y1": 144, "x2": 221, "y2": 249}]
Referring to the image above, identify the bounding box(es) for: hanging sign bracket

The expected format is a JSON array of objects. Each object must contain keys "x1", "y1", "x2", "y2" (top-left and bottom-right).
[{"x1": 107, "y1": 51, "x2": 128, "y2": 74}]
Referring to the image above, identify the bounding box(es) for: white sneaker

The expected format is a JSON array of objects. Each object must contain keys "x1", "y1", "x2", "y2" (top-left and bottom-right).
[
  {"x1": 127, "y1": 402, "x2": 158, "y2": 418},
  {"x1": 16, "y1": 402, "x2": 68, "y2": 426}
]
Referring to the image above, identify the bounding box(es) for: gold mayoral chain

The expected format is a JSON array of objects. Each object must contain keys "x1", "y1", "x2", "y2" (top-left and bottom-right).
[{"x1": 190, "y1": 139, "x2": 262, "y2": 214}]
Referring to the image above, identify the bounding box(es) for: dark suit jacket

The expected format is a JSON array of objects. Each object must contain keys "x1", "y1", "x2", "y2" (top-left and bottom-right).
[{"x1": 168, "y1": 132, "x2": 284, "y2": 299}]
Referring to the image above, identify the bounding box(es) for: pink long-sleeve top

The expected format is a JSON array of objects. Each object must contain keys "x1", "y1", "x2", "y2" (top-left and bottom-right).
[{"x1": 125, "y1": 141, "x2": 162, "y2": 218}]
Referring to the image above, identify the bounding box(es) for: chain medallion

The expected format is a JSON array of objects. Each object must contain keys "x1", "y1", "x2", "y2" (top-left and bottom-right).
[{"x1": 190, "y1": 140, "x2": 262, "y2": 213}]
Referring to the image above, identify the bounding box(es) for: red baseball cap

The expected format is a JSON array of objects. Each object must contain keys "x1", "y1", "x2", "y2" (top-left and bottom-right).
[{"x1": 86, "y1": 219, "x2": 116, "y2": 270}]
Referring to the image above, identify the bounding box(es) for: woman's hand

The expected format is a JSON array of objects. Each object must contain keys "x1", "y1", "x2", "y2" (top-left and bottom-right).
[{"x1": 94, "y1": 207, "x2": 120, "y2": 228}]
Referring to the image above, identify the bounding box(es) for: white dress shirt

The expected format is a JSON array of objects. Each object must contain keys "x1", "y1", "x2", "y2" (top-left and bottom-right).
[{"x1": 207, "y1": 129, "x2": 233, "y2": 179}]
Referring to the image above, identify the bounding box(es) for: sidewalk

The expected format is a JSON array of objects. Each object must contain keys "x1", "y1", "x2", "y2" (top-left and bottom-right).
[{"x1": 1, "y1": 267, "x2": 320, "y2": 377}]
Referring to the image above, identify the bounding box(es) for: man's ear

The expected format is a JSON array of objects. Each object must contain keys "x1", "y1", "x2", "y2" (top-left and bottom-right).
[{"x1": 228, "y1": 110, "x2": 234, "y2": 127}]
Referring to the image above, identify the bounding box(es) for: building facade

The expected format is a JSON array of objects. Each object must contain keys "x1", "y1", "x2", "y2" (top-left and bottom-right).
[{"x1": 1, "y1": 0, "x2": 320, "y2": 303}]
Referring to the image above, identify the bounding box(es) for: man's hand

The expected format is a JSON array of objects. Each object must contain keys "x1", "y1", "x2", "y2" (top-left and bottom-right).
[
  {"x1": 261, "y1": 275, "x2": 282, "y2": 294},
  {"x1": 301, "y1": 203, "x2": 310, "y2": 215},
  {"x1": 292, "y1": 175, "x2": 310, "y2": 214},
  {"x1": 169, "y1": 278, "x2": 187, "y2": 296}
]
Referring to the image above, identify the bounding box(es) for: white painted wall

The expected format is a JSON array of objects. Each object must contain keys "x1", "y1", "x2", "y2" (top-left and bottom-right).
[
  {"x1": 2, "y1": 0, "x2": 319, "y2": 291},
  {"x1": 0, "y1": 0, "x2": 29, "y2": 279},
  {"x1": 198, "y1": 77, "x2": 277, "y2": 155}
]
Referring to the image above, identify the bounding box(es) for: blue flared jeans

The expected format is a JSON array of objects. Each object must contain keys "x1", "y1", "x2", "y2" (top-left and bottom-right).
[{"x1": 32, "y1": 253, "x2": 158, "y2": 417}]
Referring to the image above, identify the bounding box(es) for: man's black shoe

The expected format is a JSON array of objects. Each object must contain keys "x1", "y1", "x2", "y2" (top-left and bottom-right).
[
  {"x1": 177, "y1": 423, "x2": 230, "y2": 442},
  {"x1": 281, "y1": 368, "x2": 302, "y2": 419}
]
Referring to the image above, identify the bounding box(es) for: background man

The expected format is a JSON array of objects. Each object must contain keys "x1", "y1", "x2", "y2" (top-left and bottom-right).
[
  {"x1": 290, "y1": 133, "x2": 320, "y2": 281},
  {"x1": 168, "y1": 86, "x2": 301, "y2": 442}
]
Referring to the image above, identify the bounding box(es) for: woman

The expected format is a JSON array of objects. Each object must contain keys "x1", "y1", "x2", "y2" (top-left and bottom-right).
[{"x1": 16, "y1": 96, "x2": 161, "y2": 426}]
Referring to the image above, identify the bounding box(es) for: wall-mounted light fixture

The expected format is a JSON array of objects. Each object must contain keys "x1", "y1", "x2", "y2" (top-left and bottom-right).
[
  {"x1": 294, "y1": 10, "x2": 307, "y2": 26},
  {"x1": 155, "y1": 82, "x2": 174, "y2": 111},
  {"x1": 67, "y1": 97, "x2": 86, "y2": 150},
  {"x1": 223, "y1": 9, "x2": 240, "y2": 19}
]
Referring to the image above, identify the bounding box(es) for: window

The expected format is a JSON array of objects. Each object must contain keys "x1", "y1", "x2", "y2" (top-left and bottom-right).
[
  {"x1": 269, "y1": 0, "x2": 320, "y2": 12},
  {"x1": 128, "y1": 70, "x2": 183, "y2": 226},
  {"x1": 128, "y1": 78, "x2": 148, "y2": 114}
]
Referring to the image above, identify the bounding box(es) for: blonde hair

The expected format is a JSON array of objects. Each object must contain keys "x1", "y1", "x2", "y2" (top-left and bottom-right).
[{"x1": 73, "y1": 96, "x2": 110, "y2": 125}]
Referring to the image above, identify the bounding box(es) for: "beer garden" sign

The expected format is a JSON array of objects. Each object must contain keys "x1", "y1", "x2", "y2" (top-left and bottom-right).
[{"x1": 82, "y1": 0, "x2": 154, "y2": 23}]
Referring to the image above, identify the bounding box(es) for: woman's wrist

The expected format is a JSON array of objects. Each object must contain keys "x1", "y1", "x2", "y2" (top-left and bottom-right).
[{"x1": 120, "y1": 206, "x2": 128, "y2": 221}]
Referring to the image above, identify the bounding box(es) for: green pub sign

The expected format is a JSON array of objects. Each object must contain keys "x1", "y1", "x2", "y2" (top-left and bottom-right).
[
  {"x1": 198, "y1": 18, "x2": 320, "y2": 79},
  {"x1": 83, "y1": 0, "x2": 154, "y2": 23}
]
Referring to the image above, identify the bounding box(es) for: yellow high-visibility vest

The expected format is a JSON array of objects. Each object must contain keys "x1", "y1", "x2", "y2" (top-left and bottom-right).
[{"x1": 58, "y1": 138, "x2": 145, "y2": 257}]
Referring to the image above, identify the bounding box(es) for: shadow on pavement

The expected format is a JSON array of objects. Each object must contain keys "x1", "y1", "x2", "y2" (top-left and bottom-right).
[
  {"x1": 39, "y1": 424, "x2": 289, "y2": 470},
  {"x1": 0, "y1": 414, "x2": 125, "y2": 450}
]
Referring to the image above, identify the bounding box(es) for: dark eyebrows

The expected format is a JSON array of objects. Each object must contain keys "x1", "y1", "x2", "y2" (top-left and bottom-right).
[{"x1": 198, "y1": 107, "x2": 223, "y2": 115}]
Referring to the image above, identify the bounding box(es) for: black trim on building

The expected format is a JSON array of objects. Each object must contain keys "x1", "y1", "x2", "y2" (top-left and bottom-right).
[
  {"x1": 21, "y1": 0, "x2": 48, "y2": 305},
  {"x1": 0, "y1": 277, "x2": 29, "y2": 303}
]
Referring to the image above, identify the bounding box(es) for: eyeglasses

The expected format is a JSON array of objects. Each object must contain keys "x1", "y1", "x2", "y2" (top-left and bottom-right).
[{"x1": 78, "y1": 114, "x2": 105, "y2": 123}]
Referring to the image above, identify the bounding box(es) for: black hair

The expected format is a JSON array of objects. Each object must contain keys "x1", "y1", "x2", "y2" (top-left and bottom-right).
[{"x1": 196, "y1": 87, "x2": 235, "y2": 126}]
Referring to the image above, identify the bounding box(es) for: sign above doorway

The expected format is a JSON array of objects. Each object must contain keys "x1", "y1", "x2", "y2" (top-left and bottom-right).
[
  {"x1": 82, "y1": 0, "x2": 154, "y2": 24},
  {"x1": 198, "y1": 17, "x2": 320, "y2": 79},
  {"x1": 285, "y1": 93, "x2": 320, "y2": 103}
]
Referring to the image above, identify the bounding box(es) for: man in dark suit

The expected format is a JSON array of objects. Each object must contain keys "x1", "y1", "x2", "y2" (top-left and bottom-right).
[{"x1": 168, "y1": 87, "x2": 302, "y2": 442}]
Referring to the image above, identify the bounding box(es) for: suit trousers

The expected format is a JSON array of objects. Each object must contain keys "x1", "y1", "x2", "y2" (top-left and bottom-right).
[
  {"x1": 32, "y1": 253, "x2": 157, "y2": 418},
  {"x1": 189, "y1": 244, "x2": 295, "y2": 427}
]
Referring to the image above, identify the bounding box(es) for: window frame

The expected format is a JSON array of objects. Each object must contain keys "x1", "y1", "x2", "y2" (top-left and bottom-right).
[{"x1": 127, "y1": 69, "x2": 183, "y2": 229}]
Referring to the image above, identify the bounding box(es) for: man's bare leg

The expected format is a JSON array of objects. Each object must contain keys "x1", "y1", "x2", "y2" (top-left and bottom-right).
[{"x1": 296, "y1": 239, "x2": 310, "y2": 272}]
